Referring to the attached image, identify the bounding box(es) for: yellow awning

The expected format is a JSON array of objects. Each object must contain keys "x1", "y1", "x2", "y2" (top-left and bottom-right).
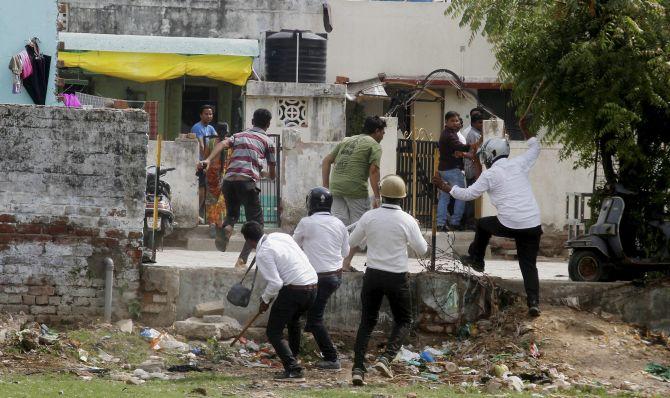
[{"x1": 59, "y1": 51, "x2": 253, "y2": 86}]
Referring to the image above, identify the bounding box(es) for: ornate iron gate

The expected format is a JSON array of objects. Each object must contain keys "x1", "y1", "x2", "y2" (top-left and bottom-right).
[{"x1": 396, "y1": 138, "x2": 437, "y2": 227}]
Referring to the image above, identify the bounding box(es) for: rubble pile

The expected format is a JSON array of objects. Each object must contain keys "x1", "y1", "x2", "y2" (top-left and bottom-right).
[{"x1": 0, "y1": 304, "x2": 669, "y2": 396}]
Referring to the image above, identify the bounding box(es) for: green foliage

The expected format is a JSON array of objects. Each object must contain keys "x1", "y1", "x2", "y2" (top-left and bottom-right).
[
  {"x1": 448, "y1": 0, "x2": 670, "y2": 254},
  {"x1": 127, "y1": 299, "x2": 141, "y2": 320},
  {"x1": 346, "y1": 101, "x2": 367, "y2": 137}
]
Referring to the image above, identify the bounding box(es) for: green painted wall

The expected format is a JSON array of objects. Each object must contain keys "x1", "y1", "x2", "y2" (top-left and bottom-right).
[
  {"x1": 91, "y1": 76, "x2": 238, "y2": 140},
  {"x1": 91, "y1": 76, "x2": 167, "y2": 136}
]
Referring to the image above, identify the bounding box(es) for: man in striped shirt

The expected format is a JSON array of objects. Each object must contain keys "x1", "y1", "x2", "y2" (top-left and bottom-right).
[{"x1": 199, "y1": 108, "x2": 276, "y2": 267}]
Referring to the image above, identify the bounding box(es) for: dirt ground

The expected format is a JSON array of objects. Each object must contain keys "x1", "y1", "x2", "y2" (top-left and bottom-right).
[{"x1": 1, "y1": 303, "x2": 669, "y2": 397}]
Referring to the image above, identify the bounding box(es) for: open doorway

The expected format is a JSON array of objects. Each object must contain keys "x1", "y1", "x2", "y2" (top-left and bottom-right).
[{"x1": 181, "y1": 85, "x2": 219, "y2": 132}]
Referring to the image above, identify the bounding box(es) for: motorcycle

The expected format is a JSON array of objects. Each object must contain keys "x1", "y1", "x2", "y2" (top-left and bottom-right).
[
  {"x1": 144, "y1": 165, "x2": 176, "y2": 249},
  {"x1": 566, "y1": 185, "x2": 670, "y2": 282}
]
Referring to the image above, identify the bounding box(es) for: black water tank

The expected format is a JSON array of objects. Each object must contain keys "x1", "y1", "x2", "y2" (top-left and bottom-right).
[{"x1": 265, "y1": 30, "x2": 327, "y2": 83}]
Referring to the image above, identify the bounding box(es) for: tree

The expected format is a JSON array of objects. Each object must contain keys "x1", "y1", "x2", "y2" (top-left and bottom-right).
[{"x1": 448, "y1": 0, "x2": 670, "y2": 255}]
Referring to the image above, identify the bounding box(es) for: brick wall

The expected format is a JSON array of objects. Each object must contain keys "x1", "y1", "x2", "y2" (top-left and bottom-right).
[{"x1": 0, "y1": 105, "x2": 147, "y2": 324}]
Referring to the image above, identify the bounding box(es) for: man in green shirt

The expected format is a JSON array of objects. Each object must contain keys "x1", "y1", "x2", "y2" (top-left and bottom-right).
[{"x1": 322, "y1": 116, "x2": 386, "y2": 228}]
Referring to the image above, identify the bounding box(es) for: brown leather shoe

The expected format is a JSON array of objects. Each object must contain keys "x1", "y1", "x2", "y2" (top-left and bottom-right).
[{"x1": 235, "y1": 257, "x2": 247, "y2": 268}]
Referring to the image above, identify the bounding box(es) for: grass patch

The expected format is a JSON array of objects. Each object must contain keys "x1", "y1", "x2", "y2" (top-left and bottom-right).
[
  {"x1": 0, "y1": 372, "x2": 646, "y2": 398},
  {"x1": 65, "y1": 328, "x2": 153, "y2": 366}
]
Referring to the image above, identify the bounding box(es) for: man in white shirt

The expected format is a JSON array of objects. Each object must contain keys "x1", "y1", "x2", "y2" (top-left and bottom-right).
[
  {"x1": 241, "y1": 221, "x2": 318, "y2": 380},
  {"x1": 348, "y1": 175, "x2": 428, "y2": 386},
  {"x1": 432, "y1": 118, "x2": 543, "y2": 317},
  {"x1": 293, "y1": 187, "x2": 349, "y2": 370}
]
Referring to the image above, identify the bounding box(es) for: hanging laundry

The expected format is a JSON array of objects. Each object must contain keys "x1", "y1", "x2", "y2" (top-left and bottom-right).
[
  {"x1": 8, "y1": 54, "x2": 23, "y2": 94},
  {"x1": 62, "y1": 93, "x2": 81, "y2": 108},
  {"x1": 22, "y1": 43, "x2": 51, "y2": 105},
  {"x1": 19, "y1": 50, "x2": 32, "y2": 79}
]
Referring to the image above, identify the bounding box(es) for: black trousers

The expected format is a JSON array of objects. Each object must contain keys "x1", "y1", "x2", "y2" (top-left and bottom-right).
[
  {"x1": 469, "y1": 216, "x2": 543, "y2": 306},
  {"x1": 353, "y1": 268, "x2": 412, "y2": 370},
  {"x1": 305, "y1": 273, "x2": 341, "y2": 362},
  {"x1": 266, "y1": 287, "x2": 316, "y2": 372},
  {"x1": 221, "y1": 180, "x2": 263, "y2": 262}
]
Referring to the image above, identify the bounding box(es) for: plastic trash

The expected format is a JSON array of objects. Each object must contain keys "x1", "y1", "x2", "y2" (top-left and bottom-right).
[
  {"x1": 395, "y1": 346, "x2": 420, "y2": 362},
  {"x1": 420, "y1": 350, "x2": 435, "y2": 363},
  {"x1": 420, "y1": 372, "x2": 439, "y2": 381},
  {"x1": 529, "y1": 342, "x2": 540, "y2": 359},
  {"x1": 78, "y1": 348, "x2": 89, "y2": 362},
  {"x1": 422, "y1": 346, "x2": 444, "y2": 357},
  {"x1": 140, "y1": 328, "x2": 161, "y2": 341},
  {"x1": 151, "y1": 333, "x2": 189, "y2": 352},
  {"x1": 190, "y1": 347, "x2": 205, "y2": 356}
]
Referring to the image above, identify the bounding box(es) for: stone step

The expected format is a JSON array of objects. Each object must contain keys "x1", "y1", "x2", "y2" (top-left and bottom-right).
[{"x1": 184, "y1": 226, "x2": 281, "y2": 252}]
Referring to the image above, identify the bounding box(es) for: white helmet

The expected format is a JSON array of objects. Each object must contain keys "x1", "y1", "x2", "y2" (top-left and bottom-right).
[{"x1": 477, "y1": 137, "x2": 510, "y2": 168}]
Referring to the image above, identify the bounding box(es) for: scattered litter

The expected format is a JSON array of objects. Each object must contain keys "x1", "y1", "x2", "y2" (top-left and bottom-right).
[
  {"x1": 97, "y1": 349, "x2": 120, "y2": 363},
  {"x1": 77, "y1": 348, "x2": 89, "y2": 363},
  {"x1": 139, "y1": 328, "x2": 161, "y2": 341},
  {"x1": 493, "y1": 364, "x2": 509, "y2": 378},
  {"x1": 167, "y1": 364, "x2": 204, "y2": 372},
  {"x1": 114, "y1": 319, "x2": 133, "y2": 334},
  {"x1": 506, "y1": 375, "x2": 524, "y2": 392},
  {"x1": 419, "y1": 350, "x2": 435, "y2": 363},
  {"x1": 645, "y1": 363, "x2": 670, "y2": 381},
  {"x1": 395, "y1": 346, "x2": 420, "y2": 362},
  {"x1": 529, "y1": 342, "x2": 540, "y2": 359},
  {"x1": 153, "y1": 333, "x2": 190, "y2": 352},
  {"x1": 39, "y1": 324, "x2": 59, "y2": 345}
]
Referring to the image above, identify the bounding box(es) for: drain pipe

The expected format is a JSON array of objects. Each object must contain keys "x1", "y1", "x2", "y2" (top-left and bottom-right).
[{"x1": 103, "y1": 257, "x2": 114, "y2": 323}]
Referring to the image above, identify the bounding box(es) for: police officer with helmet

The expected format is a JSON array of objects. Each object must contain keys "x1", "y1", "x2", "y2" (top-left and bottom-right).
[
  {"x1": 433, "y1": 117, "x2": 543, "y2": 317},
  {"x1": 293, "y1": 187, "x2": 350, "y2": 370},
  {"x1": 348, "y1": 175, "x2": 428, "y2": 386}
]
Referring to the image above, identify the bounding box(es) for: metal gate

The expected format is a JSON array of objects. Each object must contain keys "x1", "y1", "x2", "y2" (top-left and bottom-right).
[
  {"x1": 238, "y1": 134, "x2": 282, "y2": 227},
  {"x1": 396, "y1": 138, "x2": 437, "y2": 227}
]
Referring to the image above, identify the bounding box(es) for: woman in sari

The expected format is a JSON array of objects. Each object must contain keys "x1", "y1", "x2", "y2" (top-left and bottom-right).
[{"x1": 204, "y1": 122, "x2": 231, "y2": 238}]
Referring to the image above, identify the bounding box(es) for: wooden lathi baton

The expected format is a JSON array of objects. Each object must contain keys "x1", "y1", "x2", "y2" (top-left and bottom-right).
[{"x1": 230, "y1": 309, "x2": 263, "y2": 347}]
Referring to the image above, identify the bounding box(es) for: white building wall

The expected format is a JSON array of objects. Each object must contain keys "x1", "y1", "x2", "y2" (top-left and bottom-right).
[{"x1": 326, "y1": 0, "x2": 497, "y2": 82}]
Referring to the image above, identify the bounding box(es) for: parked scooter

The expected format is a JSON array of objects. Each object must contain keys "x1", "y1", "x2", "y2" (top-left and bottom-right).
[
  {"x1": 566, "y1": 185, "x2": 670, "y2": 282},
  {"x1": 144, "y1": 165, "x2": 176, "y2": 249}
]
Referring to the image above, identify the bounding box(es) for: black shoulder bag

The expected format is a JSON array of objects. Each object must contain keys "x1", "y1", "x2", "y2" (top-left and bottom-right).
[{"x1": 226, "y1": 256, "x2": 257, "y2": 308}]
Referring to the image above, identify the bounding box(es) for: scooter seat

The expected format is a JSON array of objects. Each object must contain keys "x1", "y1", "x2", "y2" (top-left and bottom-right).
[{"x1": 589, "y1": 223, "x2": 617, "y2": 236}]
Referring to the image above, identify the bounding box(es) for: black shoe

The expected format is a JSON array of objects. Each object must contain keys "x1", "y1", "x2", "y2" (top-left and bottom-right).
[
  {"x1": 460, "y1": 254, "x2": 485, "y2": 272},
  {"x1": 274, "y1": 369, "x2": 305, "y2": 381},
  {"x1": 448, "y1": 222, "x2": 465, "y2": 231},
  {"x1": 373, "y1": 357, "x2": 394, "y2": 379},
  {"x1": 528, "y1": 306, "x2": 541, "y2": 317},
  {"x1": 351, "y1": 368, "x2": 366, "y2": 386},
  {"x1": 316, "y1": 359, "x2": 341, "y2": 370}
]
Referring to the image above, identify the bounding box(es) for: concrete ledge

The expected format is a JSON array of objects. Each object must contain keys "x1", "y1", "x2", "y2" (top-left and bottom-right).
[
  {"x1": 140, "y1": 265, "x2": 493, "y2": 333},
  {"x1": 246, "y1": 81, "x2": 346, "y2": 98},
  {"x1": 494, "y1": 277, "x2": 670, "y2": 334}
]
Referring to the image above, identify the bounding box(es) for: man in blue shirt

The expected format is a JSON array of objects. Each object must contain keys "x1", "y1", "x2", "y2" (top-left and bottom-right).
[{"x1": 192, "y1": 105, "x2": 216, "y2": 220}]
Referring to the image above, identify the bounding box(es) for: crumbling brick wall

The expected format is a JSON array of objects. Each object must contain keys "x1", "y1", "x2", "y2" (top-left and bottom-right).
[{"x1": 0, "y1": 105, "x2": 147, "y2": 324}]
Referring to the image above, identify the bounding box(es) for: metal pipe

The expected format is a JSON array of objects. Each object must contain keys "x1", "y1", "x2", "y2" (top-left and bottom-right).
[{"x1": 103, "y1": 257, "x2": 114, "y2": 323}]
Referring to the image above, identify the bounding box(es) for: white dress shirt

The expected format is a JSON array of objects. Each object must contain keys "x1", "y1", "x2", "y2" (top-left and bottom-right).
[
  {"x1": 349, "y1": 204, "x2": 428, "y2": 273},
  {"x1": 256, "y1": 233, "x2": 318, "y2": 304},
  {"x1": 293, "y1": 212, "x2": 350, "y2": 273},
  {"x1": 450, "y1": 137, "x2": 541, "y2": 229}
]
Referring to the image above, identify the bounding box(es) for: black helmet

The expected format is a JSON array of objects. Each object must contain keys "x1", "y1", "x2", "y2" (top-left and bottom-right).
[{"x1": 306, "y1": 187, "x2": 333, "y2": 215}]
